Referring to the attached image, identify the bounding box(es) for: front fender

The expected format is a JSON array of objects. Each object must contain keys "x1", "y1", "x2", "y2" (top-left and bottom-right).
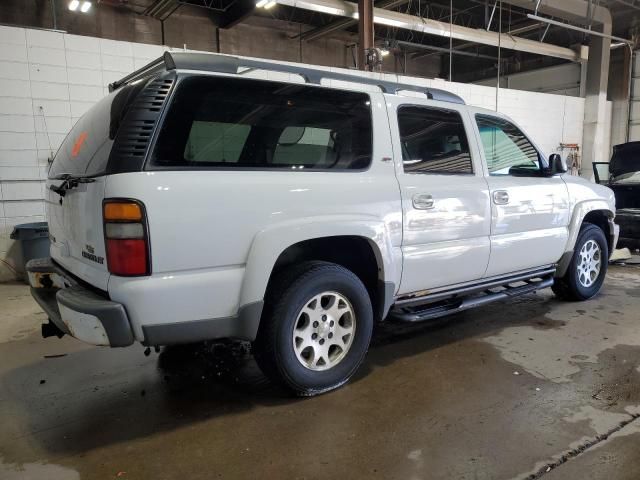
[
  {"x1": 239, "y1": 215, "x2": 399, "y2": 308},
  {"x1": 557, "y1": 200, "x2": 615, "y2": 276}
]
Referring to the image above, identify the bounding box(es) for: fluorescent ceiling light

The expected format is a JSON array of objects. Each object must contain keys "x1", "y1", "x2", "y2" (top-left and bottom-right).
[
  {"x1": 264, "y1": 0, "x2": 276, "y2": 9},
  {"x1": 68, "y1": 0, "x2": 79, "y2": 11},
  {"x1": 80, "y1": 1, "x2": 91, "y2": 12},
  {"x1": 352, "y1": 12, "x2": 406, "y2": 28},
  {"x1": 256, "y1": 0, "x2": 268, "y2": 7}
]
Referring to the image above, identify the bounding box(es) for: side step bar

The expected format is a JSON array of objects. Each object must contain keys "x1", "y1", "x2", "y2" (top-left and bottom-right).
[{"x1": 389, "y1": 274, "x2": 554, "y2": 323}]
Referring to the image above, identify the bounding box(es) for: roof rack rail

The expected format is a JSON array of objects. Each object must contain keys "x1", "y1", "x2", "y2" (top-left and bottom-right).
[{"x1": 109, "y1": 51, "x2": 465, "y2": 105}]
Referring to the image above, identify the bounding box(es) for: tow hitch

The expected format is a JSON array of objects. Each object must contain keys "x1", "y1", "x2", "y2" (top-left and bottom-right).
[{"x1": 42, "y1": 320, "x2": 65, "y2": 339}]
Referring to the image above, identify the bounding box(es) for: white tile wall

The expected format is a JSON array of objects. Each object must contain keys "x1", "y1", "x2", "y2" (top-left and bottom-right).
[
  {"x1": 2, "y1": 182, "x2": 44, "y2": 200},
  {"x1": 0, "y1": 61, "x2": 29, "y2": 80},
  {"x1": 0, "y1": 24, "x2": 589, "y2": 279}
]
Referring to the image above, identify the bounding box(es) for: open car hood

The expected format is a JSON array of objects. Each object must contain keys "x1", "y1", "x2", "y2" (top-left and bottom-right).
[{"x1": 610, "y1": 142, "x2": 640, "y2": 179}]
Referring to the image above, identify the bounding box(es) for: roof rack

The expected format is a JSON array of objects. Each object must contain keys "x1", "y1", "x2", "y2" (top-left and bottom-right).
[{"x1": 109, "y1": 51, "x2": 465, "y2": 105}]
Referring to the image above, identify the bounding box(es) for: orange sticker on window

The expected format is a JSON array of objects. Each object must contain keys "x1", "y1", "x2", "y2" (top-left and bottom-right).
[{"x1": 71, "y1": 131, "x2": 88, "y2": 157}]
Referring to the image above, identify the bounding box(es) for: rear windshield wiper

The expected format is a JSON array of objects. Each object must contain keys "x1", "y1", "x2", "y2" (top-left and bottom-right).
[{"x1": 49, "y1": 174, "x2": 96, "y2": 197}]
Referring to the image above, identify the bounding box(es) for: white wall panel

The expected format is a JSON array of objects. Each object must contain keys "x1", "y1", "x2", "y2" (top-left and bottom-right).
[
  {"x1": 69, "y1": 85, "x2": 103, "y2": 102},
  {"x1": 27, "y1": 47, "x2": 66, "y2": 66},
  {"x1": 67, "y1": 67, "x2": 103, "y2": 86},
  {"x1": 32, "y1": 99, "x2": 71, "y2": 117},
  {"x1": 26, "y1": 29, "x2": 65, "y2": 49},
  {"x1": 65, "y1": 50, "x2": 101, "y2": 69},
  {"x1": 0, "y1": 61, "x2": 29, "y2": 81},
  {"x1": 101, "y1": 54, "x2": 134, "y2": 72},
  {"x1": 1, "y1": 181, "x2": 44, "y2": 200},
  {"x1": 0, "y1": 44, "x2": 28, "y2": 63},
  {"x1": 0, "y1": 115, "x2": 35, "y2": 133},
  {"x1": 64, "y1": 34, "x2": 100, "y2": 53},
  {"x1": 0, "y1": 150, "x2": 38, "y2": 167},
  {"x1": 0, "y1": 26, "x2": 26, "y2": 45},
  {"x1": 29, "y1": 64, "x2": 69, "y2": 84},
  {"x1": 30, "y1": 81, "x2": 69, "y2": 101}
]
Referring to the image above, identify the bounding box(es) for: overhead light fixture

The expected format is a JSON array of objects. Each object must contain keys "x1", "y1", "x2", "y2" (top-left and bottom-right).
[
  {"x1": 68, "y1": 0, "x2": 79, "y2": 11},
  {"x1": 264, "y1": 0, "x2": 277, "y2": 9},
  {"x1": 80, "y1": 1, "x2": 91, "y2": 12},
  {"x1": 256, "y1": 0, "x2": 268, "y2": 6}
]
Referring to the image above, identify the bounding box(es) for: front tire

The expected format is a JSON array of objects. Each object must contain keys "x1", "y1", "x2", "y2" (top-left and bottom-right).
[
  {"x1": 254, "y1": 261, "x2": 373, "y2": 396},
  {"x1": 553, "y1": 223, "x2": 608, "y2": 301}
]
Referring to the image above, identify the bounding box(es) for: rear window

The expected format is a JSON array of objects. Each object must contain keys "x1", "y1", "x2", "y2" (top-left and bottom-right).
[
  {"x1": 48, "y1": 81, "x2": 145, "y2": 178},
  {"x1": 151, "y1": 76, "x2": 373, "y2": 171}
]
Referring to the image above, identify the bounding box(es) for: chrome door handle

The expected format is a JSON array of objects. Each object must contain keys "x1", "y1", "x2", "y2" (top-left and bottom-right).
[
  {"x1": 493, "y1": 190, "x2": 509, "y2": 205},
  {"x1": 413, "y1": 194, "x2": 435, "y2": 210}
]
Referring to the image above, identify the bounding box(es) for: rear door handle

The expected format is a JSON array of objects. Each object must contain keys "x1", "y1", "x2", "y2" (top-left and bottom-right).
[
  {"x1": 412, "y1": 194, "x2": 435, "y2": 210},
  {"x1": 493, "y1": 190, "x2": 509, "y2": 205}
]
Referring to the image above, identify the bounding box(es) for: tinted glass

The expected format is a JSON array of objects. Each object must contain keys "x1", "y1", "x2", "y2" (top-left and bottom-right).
[
  {"x1": 398, "y1": 106, "x2": 473, "y2": 174},
  {"x1": 48, "y1": 82, "x2": 144, "y2": 178},
  {"x1": 475, "y1": 115, "x2": 541, "y2": 176},
  {"x1": 152, "y1": 76, "x2": 373, "y2": 171}
]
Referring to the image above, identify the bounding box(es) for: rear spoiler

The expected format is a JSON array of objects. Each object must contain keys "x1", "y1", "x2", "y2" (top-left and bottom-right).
[{"x1": 108, "y1": 51, "x2": 465, "y2": 105}]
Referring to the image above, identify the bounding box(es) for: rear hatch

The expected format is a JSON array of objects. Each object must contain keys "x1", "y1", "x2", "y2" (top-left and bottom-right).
[
  {"x1": 47, "y1": 81, "x2": 149, "y2": 290},
  {"x1": 610, "y1": 142, "x2": 640, "y2": 181}
]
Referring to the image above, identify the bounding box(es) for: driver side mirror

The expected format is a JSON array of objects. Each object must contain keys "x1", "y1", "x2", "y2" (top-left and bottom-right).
[{"x1": 547, "y1": 154, "x2": 567, "y2": 175}]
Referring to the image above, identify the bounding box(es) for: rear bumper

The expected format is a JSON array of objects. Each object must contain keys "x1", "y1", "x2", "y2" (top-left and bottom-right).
[{"x1": 27, "y1": 258, "x2": 134, "y2": 347}]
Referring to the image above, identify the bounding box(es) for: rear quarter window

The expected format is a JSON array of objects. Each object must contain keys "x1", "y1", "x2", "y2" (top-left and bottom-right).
[
  {"x1": 150, "y1": 76, "x2": 373, "y2": 171},
  {"x1": 48, "y1": 81, "x2": 145, "y2": 178}
]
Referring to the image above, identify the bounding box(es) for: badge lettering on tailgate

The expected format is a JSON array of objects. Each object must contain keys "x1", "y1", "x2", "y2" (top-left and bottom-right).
[{"x1": 82, "y1": 244, "x2": 104, "y2": 265}]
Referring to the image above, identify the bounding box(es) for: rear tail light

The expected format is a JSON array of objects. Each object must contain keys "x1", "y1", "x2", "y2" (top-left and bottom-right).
[{"x1": 103, "y1": 200, "x2": 150, "y2": 276}]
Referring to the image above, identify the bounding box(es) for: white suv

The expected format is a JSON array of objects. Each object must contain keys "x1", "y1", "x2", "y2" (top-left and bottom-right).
[{"x1": 29, "y1": 52, "x2": 618, "y2": 396}]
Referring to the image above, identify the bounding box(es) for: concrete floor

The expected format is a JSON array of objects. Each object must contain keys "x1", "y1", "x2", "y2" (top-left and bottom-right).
[{"x1": 1, "y1": 264, "x2": 640, "y2": 479}]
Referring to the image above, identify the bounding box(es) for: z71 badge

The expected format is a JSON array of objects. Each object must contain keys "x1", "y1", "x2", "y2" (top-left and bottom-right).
[{"x1": 82, "y1": 244, "x2": 104, "y2": 265}]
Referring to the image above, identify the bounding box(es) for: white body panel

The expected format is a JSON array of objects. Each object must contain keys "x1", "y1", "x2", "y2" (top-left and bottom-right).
[{"x1": 483, "y1": 175, "x2": 570, "y2": 276}]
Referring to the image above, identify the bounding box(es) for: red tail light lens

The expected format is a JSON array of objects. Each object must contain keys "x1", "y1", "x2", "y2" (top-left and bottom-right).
[
  {"x1": 103, "y1": 200, "x2": 150, "y2": 276},
  {"x1": 106, "y1": 239, "x2": 147, "y2": 275}
]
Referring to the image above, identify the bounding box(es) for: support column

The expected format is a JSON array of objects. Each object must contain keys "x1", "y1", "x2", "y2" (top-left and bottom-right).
[
  {"x1": 357, "y1": 0, "x2": 374, "y2": 70},
  {"x1": 581, "y1": 27, "x2": 612, "y2": 177}
]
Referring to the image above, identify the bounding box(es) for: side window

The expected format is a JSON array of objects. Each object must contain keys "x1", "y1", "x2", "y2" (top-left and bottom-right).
[
  {"x1": 152, "y1": 76, "x2": 372, "y2": 171},
  {"x1": 475, "y1": 115, "x2": 541, "y2": 176},
  {"x1": 397, "y1": 106, "x2": 473, "y2": 175}
]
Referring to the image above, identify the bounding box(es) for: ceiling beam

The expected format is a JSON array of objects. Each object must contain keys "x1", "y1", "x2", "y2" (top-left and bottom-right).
[
  {"x1": 410, "y1": 21, "x2": 545, "y2": 60},
  {"x1": 276, "y1": 0, "x2": 585, "y2": 61},
  {"x1": 397, "y1": 40, "x2": 498, "y2": 60}
]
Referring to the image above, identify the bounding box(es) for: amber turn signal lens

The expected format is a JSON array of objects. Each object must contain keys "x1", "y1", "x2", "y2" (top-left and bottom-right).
[{"x1": 104, "y1": 202, "x2": 142, "y2": 221}]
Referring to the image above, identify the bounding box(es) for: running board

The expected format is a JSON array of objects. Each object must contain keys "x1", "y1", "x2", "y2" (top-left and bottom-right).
[{"x1": 389, "y1": 275, "x2": 555, "y2": 323}]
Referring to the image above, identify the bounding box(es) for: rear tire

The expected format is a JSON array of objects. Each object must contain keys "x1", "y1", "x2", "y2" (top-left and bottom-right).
[
  {"x1": 254, "y1": 261, "x2": 373, "y2": 396},
  {"x1": 553, "y1": 223, "x2": 608, "y2": 301}
]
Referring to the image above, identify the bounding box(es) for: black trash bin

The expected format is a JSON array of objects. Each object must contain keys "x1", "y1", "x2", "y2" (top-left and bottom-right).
[{"x1": 10, "y1": 222, "x2": 50, "y2": 278}]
